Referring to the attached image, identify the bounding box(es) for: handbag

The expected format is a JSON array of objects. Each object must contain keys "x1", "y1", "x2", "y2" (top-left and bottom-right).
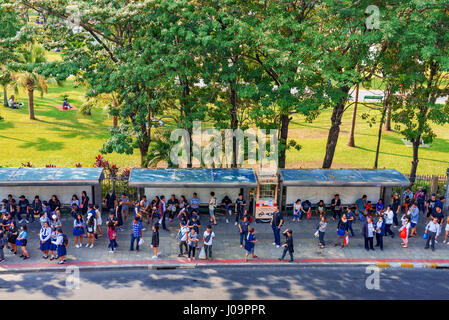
[
  {"x1": 199, "y1": 247, "x2": 206, "y2": 260},
  {"x1": 138, "y1": 238, "x2": 144, "y2": 246},
  {"x1": 422, "y1": 233, "x2": 428, "y2": 239},
  {"x1": 344, "y1": 235, "x2": 349, "y2": 246},
  {"x1": 337, "y1": 229, "x2": 345, "y2": 236},
  {"x1": 399, "y1": 227, "x2": 407, "y2": 239},
  {"x1": 314, "y1": 230, "x2": 319, "y2": 238}
]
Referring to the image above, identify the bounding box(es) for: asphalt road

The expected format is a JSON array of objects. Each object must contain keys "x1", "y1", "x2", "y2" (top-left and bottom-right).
[{"x1": 0, "y1": 266, "x2": 448, "y2": 300}]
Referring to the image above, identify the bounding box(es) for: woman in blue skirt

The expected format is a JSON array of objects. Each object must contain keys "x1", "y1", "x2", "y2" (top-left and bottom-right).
[
  {"x1": 73, "y1": 213, "x2": 85, "y2": 248},
  {"x1": 49, "y1": 229, "x2": 58, "y2": 260},
  {"x1": 16, "y1": 225, "x2": 29, "y2": 260},
  {"x1": 39, "y1": 221, "x2": 52, "y2": 259},
  {"x1": 55, "y1": 228, "x2": 67, "y2": 264}
]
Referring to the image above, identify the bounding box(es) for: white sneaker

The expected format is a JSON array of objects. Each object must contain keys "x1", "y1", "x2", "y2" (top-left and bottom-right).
[
  {"x1": 226, "y1": 219, "x2": 229, "y2": 223},
  {"x1": 443, "y1": 240, "x2": 447, "y2": 244},
  {"x1": 19, "y1": 219, "x2": 24, "y2": 224},
  {"x1": 85, "y1": 243, "x2": 89, "y2": 248},
  {"x1": 152, "y1": 255, "x2": 158, "y2": 259},
  {"x1": 109, "y1": 250, "x2": 114, "y2": 253},
  {"x1": 276, "y1": 245, "x2": 280, "y2": 248},
  {"x1": 272, "y1": 242, "x2": 276, "y2": 245},
  {"x1": 25, "y1": 220, "x2": 29, "y2": 224},
  {"x1": 90, "y1": 244, "x2": 94, "y2": 248},
  {"x1": 234, "y1": 222, "x2": 238, "y2": 226}
]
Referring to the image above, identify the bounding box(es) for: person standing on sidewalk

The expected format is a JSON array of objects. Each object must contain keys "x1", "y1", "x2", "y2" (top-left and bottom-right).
[
  {"x1": 119, "y1": 193, "x2": 130, "y2": 224},
  {"x1": 187, "y1": 227, "x2": 199, "y2": 261},
  {"x1": 383, "y1": 205, "x2": 395, "y2": 238},
  {"x1": 177, "y1": 221, "x2": 189, "y2": 257},
  {"x1": 107, "y1": 222, "x2": 117, "y2": 253},
  {"x1": 409, "y1": 203, "x2": 419, "y2": 238},
  {"x1": 235, "y1": 193, "x2": 246, "y2": 226},
  {"x1": 278, "y1": 229, "x2": 294, "y2": 262},
  {"x1": 399, "y1": 216, "x2": 411, "y2": 248},
  {"x1": 346, "y1": 207, "x2": 355, "y2": 237},
  {"x1": 16, "y1": 225, "x2": 30, "y2": 259},
  {"x1": 362, "y1": 216, "x2": 375, "y2": 251},
  {"x1": 335, "y1": 214, "x2": 349, "y2": 248},
  {"x1": 159, "y1": 195, "x2": 169, "y2": 231},
  {"x1": 151, "y1": 223, "x2": 160, "y2": 259},
  {"x1": 424, "y1": 217, "x2": 442, "y2": 252},
  {"x1": 73, "y1": 214, "x2": 85, "y2": 248},
  {"x1": 244, "y1": 228, "x2": 258, "y2": 262},
  {"x1": 443, "y1": 216, "x2": 449, "y2": 244},
  {"x1": 318, "y1": 216, "x2": 327, "y2": 249},
  {"x1": 375, "y1": 215, "x2": 385, "y2": 251},
  {"x1": 202, "y1": 225, "x2": 215, "y2": 261},
  {"x1": 270, "y1": 208, "x2": 283, "y2": 248},
  {"x1": 208, "y1": 192, "x2": 217, "y2": 225},
  {"x1": 238, "y1": 216, "x2": 250, "y2": 248},
  {"x1": 39, "y1": 221, "x2": 52, "y2": 258},
  {"x1": 55, "y1": 228, "x2": 67, "y2": 264},
  {"x1": 391, "y1": 193, "x2": 401, "y2": 227},
  {"x1": 130, "y1": 217, "x2": 143, "y2": 252}
]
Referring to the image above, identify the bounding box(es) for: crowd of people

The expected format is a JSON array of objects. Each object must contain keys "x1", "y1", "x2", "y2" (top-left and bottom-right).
[{"x1": 0, "y1": 187, "x2": 447, "y2": 265}]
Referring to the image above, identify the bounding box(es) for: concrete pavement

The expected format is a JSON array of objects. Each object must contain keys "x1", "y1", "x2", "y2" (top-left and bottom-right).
[{"x1": 2, "y1": 211, "x2": 449, "y2": 272}]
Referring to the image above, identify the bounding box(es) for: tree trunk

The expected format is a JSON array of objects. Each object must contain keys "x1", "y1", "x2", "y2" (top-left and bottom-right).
[
  {"x1": 322, "y1": 87, "x2": 350, "y2": 169},
  {"x1": 409, "y1": 137, "x2": 420, "y2": 185},
  {"x1": 113, "y1": 116, "x2": 118, "y2": 128},
  {"x1": 374, "y1": 107, "x2": 386, "y2": 169},
  {"x1": 384, "y1": 105, "x2": 392, "y2": 131},
  {"x1": 3, "y1": 86, "x2": 7, "y2": 107},
  {"x1": 279, "y1": 114, "x2": 290, "y2": 168},
  {"x1": 347, "y1": 84, "x2": 359, "y2": 147},
  {"x1": 230, "y1": 85, "x2": 238, "y2": 168},
  {"x1": 28, "y1": 89, "x2": 35, "y2": 120}
]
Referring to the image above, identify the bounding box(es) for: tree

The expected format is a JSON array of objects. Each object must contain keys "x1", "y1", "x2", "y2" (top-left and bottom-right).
[
  {"x1": 15, "y1": 43, "x2": 49, "y2": 120},
  {"x1": 388, "y1": 1, "x2": 449, "y2": 184}
]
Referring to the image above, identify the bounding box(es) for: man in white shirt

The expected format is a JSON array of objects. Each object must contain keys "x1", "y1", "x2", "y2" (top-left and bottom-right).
[
  {"x1": 425, "y1": 217, "x2": 442, "y2": 251},
  {"x1": 202, "y1": 225, "x2": 216, "y2": 260},
  {"x1": 177, "y1": 222, "x2": 189, "y2": 257},
  {"x1": 208, "y1": 192, "x2": 217, "y2": 225},
  {"x1": 383, "y1": 205, "x2": 395, "y2": 238}
]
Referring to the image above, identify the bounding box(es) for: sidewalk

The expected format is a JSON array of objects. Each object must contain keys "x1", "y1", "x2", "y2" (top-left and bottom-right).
[{"x1": 2, "y1": 212, "x2": 449, "y2": 272}]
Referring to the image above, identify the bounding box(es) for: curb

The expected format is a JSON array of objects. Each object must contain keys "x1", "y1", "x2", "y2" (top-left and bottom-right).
[
  {"x1": 376, "y1": 262, "x2": 449, "y2": 269},
  {"x1": 2, "y1": 260, "x2": 449, "y2": 274}
]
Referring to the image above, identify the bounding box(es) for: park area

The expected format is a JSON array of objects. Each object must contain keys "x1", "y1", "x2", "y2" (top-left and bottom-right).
[{"x1": 0, "y1": 76, "x2": 448, "y2": 176}]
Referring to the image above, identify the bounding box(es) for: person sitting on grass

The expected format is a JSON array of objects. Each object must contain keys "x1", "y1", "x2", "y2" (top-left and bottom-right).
[
  {"x1": 62, "y1": 97, "x2": 72, "y2": 109},
  {"x1": 8, "y1": 95, "x2": 22, "y2": 109}
]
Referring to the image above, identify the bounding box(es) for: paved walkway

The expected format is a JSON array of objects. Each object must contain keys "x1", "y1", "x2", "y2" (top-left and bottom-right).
[{"x1": 2, "y1": 212, "x2": 449, "y2": 270}]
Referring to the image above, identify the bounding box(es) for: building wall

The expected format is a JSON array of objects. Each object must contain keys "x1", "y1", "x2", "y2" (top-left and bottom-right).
[
  {"x1": 144, "y1": 187, "x2": 241, "y2": 205},
  {"x1": 285, "y1": 186, "x2": 381, "y2": 205},
  {"x1": 0, "y1": 186, "x2": 94, "y2": 205}
]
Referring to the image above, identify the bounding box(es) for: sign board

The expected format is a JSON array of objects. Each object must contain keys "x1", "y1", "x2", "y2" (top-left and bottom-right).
[{"x1": 255, "y1": 199, "x2": 277, "y2": 222}]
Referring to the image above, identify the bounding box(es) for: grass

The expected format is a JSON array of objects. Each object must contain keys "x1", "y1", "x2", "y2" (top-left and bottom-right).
[{"x1": 0, "y1": 75, "x2": 448, "y2": 175}]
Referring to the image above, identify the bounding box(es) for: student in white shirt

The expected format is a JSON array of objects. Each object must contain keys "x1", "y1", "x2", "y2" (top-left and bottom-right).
[
  {"x1": 177, "y1": 222, "x2": 189, "y2": 257},
  {"x1": 202, "y1": 225, "x2": 215, "y2": 261},
  {"x1": 208, "y1": 192, "x2": 217, "y2": 225},
  {"x1": 424, "y1": 217, "x2": 442, "y2": 251},
  {"x1": 443, "y1": 217, "x2": 449, "y2": 245},
  {"x1": 383, "y1": 205, "x2": 395, "y2": 237},
  {"x1": 293, "y1": 199, "x2": 301, "y2": 222}
]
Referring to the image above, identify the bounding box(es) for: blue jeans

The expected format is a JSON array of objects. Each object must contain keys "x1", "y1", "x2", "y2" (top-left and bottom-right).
[
  {"x1": 240, "y1": 231, "x2": 248, "y2": 246},
  {"x1": 319, "y1": 231, "x2": 325, "y2": 246},
  {"x1": 280, "y1": 247, "x2": 293, "y2": 261},
  {"x1": 272, "y1": 225, "x2": 280, "y2": 245},
  {"x1": 348, "y1": 221, "x2": 355, "y2": 236},
  {"x1": 130, "y1": 235, "x2": 140, "y2": 250},
  {"x1": 108, "y1": 239, "x2": 117, "y2": 251},
  {"x1": 161, "y1": 213, "x2": 167, "y2": 230}
]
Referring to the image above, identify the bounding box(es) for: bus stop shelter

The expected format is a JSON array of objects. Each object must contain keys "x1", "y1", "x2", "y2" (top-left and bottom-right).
[
  {"x1": 0, "y1": 167, "x2": 104, "y2": 205},
  {"x1": 128, "y1": 168, "x2": 258, "y2": 214},
  {"x1": 279, "y1": 168, "x2": 410, "y2": 209}
]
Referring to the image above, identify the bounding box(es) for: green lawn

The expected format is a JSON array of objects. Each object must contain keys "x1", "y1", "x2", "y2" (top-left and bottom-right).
[{"x1": 1, "y1": 79, "x2": 448, "y2": 175}]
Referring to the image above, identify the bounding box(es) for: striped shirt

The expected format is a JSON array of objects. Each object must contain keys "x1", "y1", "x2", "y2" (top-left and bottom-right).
[{"x1": 132, "y1": 221, "x2": 142, "y2": 237}]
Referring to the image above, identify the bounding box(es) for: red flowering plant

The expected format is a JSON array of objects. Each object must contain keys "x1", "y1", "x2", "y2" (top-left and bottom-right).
[
  {"x1": 75, "y1": 163, "x2": 83, "y2": 168},
  {"x1": 21, "y1": 162, "x2": 33, "y2": 167},
  {"x1": 45, "y1": 164, "x2": 56, "y2": 168},
  {"x1": 93, "y1": 155, "x2": 119, "y2": 179}
]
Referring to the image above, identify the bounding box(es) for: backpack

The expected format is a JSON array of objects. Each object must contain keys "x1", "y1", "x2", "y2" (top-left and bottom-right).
[{"x1": 62, "y1": 233, "x2": 69, "y2": 246}]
